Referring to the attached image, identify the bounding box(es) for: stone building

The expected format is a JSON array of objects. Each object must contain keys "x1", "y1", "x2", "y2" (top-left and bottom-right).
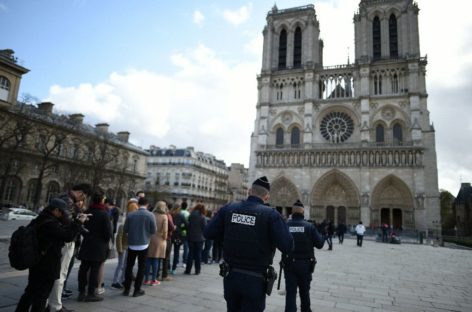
[
  {"x1": 453, "y1": 183, "x2": 472, "y2": 236},
  {"x1": 249, "y1": 0, "x2": 440, "y2": 232},
  {"x1": 0, "y1": 49, "x2": 147, "y2": 210},
  {"x1": 228, "y1": 163, "x2": 249, "y2": 202},
  {"x1": 145, "y1": 146, "x2": 230, "y2": 211}
]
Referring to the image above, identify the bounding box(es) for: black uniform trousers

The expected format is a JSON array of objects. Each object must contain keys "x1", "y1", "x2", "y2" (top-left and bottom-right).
[
  {"x1": 16, "y1": 267, "x2": 56, "y2": 312},
  {"x1": 284, "y1": 259, "x2": 313, "y2": 312},
  {"x1": 224, "y1": 271, "x2": 266, "y2": 312}
]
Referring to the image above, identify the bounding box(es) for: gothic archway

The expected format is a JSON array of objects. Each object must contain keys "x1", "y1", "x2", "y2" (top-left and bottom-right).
[
  {"x1": 371, "y1": 175, "x2": 414, "y2": 230},
  {"x1": 311, "y1": 170, "x2": 360, "y2": 226},
  {"x1": 270, "y1": 176, "x2": 300, "y2": 217}
]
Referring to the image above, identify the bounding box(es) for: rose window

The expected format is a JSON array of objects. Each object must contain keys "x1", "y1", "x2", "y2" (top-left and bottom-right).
[{"x1": 320, "y1": 112, "x2": 354, "y2": 143}]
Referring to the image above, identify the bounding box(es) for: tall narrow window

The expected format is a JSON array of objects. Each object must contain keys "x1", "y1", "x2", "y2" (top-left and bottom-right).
[
  {"x1": 278, "y1": 29, "x2": 287, "y2": 69},
  {"x1": 393, "y1": 123, "x2": 403, "y2": 145},
  {"x1": 276, "y1": 127, "x2": 284, "y2": 146},
  {"x1": 0, "y1": 76, "x2": 10, "y2": 101},
  {"x1": 293, "y1": 27, "x2": 302, "y2": 68},
  {"x1": 389, "y1": 14, "x2": 398, "y2": 58},
  {"x1": 374, "y1": 75, "x2": 378, "y2": 95},
  {"x1": 291, "y1": 127, "x2": 300, "y2": 146},
  {"x1": 376, "y1": 125, "x2": 385, "y2": 144},
  {"x1": 392, "y1": 74, "x2": 399, "y2": 93},
  {"x1": 373, "y1": 16, "x2": 381, "y2": 60}
]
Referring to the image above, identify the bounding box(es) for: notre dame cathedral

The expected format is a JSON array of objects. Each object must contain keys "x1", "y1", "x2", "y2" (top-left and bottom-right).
[{"x1": 248, "y1": 0, "x2": 440, "y2": 232}]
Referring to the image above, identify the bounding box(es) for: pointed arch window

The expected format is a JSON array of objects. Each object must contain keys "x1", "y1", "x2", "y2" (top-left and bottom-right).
[
  {"x1": 373, "y1": 16, "x2": 381, "y2": 60},
  {"x1": 291, "y1": 127, "x2": 300, "y2": 147},
  {"x1": 278, "y1": 29, "x2": 287, "y2": 69},
  {"x1": 46, "y1": 181, "x2": 60, "y2": 202},
  {"x1": 376, "y1": 124, "x2": 385, "y2": 144},
  {"x1": 389, "y1": 14, "x2": 398, "y2": 58},
  {"x1": 393, "y1": 123, "x2": 403, "y2": 145},
  {"x1": 293, "y1": 27, "x2": 302, "y2": 68},
  {"x1": 276, "y1": 127, "x2": 284, "y2": 147}
]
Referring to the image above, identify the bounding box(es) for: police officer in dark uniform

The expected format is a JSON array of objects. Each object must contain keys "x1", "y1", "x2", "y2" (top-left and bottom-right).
[
  {"x1": 204, "y1": 176, "x2": 293, "y2": 312},
  {"x1": 282, "y1": 200, "x2": 324, "y2": 312}
]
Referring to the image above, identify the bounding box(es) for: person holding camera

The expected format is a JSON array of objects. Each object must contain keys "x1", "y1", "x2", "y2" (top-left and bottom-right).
[
  {"x1": 281, "y1": 200, "x2": 324, "y2": 312},
  {"x1": 204, "y1": 176, "x2": 293, "y2": 312},
  {"x1": 16, "y1": 198, "x2": 88, "y2": 312}
]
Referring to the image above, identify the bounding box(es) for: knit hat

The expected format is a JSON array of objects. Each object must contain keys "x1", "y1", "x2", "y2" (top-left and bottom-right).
[
  {"x1": 252, "y1": 176, "x2": 270, "y2": 191},
  {"x1": 49, "y1": 198, "x2": 69, "y2": 217},
  {"x1": 293, "y1": 199, "x2": 304, "y2": 208}
]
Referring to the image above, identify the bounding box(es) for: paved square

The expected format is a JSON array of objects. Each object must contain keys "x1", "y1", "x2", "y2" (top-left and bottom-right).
[{"x1": 1, "y1": 234, "x2": 471, "y2": 312}]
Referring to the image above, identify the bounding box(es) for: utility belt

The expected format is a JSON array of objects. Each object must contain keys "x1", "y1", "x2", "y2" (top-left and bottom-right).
[
  {"x1": 281, "y1": 256, "x2": 317, "y2": 274},
  {"x1": 219, "y1": 262, "x2": 277, "y2": 296}
]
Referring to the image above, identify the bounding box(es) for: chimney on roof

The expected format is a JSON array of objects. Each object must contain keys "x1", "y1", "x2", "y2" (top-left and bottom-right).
[
  {"x1": 95, "y1": 123, "x2": 109, "y2": 134},
  {"x1": 37, "y1": 102, "x2": 54, "y2": 114},
  {"x1": 69, "y1": 113, "x2": 84, "y2": 124},
  {"x1": 117, "y1": 131, "x2": 130, "y2": 143}
]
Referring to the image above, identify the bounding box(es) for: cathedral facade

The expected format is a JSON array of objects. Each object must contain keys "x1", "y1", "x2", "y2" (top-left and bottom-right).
[{"x1": 248, "y1": 0, "x2": 440, "y2": 232}]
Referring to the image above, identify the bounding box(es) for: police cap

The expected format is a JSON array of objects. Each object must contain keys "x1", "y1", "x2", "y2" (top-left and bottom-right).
[{"x1": 293, "y1": 199, "x2": 304, "y2": 208}]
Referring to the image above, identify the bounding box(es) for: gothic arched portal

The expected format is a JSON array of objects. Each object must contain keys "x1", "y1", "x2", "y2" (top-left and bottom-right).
[
  {"x1": 371, "y1": 175, "x2": 414, "y2": 230},
  {"x1": 270, "y1": 176, "x2": 300, "y2": 217},
  {"x1": 311, "y1": 170, "x2": 360, "y2": 226}
]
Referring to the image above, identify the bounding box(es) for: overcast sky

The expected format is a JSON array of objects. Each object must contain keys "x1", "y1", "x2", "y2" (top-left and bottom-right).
[{"x1": 1, "y1": 0, "x2": 471, "y2": 195}]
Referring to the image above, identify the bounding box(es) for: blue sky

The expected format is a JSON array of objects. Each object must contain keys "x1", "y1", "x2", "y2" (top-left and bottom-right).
[{"x1": 1, "y1": 0, "x2": 472, "y2": 195}]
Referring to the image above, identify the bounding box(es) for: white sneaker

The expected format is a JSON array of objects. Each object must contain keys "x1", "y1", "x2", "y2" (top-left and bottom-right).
[
  {"x1": 96, "y1": 287, "x2": 105, "y2": 295},
  {"x1": 182, "y1": 264, "x2": 186, "y2": 269}
]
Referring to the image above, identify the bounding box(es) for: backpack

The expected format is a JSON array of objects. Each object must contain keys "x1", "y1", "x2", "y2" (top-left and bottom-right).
[{"x1": 8, "y1": 219, "x2": 50, "y2": 270}]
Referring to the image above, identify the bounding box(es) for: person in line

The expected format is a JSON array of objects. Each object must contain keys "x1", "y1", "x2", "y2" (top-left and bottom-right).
[
  {"x1": 204, "y1": 176, "x2": 294, "y2": 312},
  {"x1": 184, "y1": 203, "x2": 207, "y2": 275},
  {"x1": 355, "y1": 221, "x2": 366, "y2": 247},
  {"x1": 326, "y1": 220, "x2": 334, "y2": 251},
  {"x1": 111, "y1": 199, "x2": 138, "y2": 289},
  {"x1": 201, "y1": 210, "x2": 213, "y2": 264},
  {"x1": 77, "y1": 191, "x2": 112, "y2": 302},
  {"x1": 160, "y1": 203, "x2": 175, "y2": 281},
  {"x1": 16, "y1": 199, "x2": 87, "y2": 312},
  {"x1": 180, "y1": 201, "x2": 190, "y2": 267},
  {"x1": 144, "y1": 201, "x2": 168, "y2": 286},
  {"x1": 122, "y1": 197, "x2": 156, "y2": 297},
  {"x1": 282, "y1": 200, "x2": 324, "y2": 312},
  {"x1": 170, "y1": 205, "x2": 188, "y2": 274},
  {"x1": 48, "y1": 183, "x2": 92, "y2": 312}
]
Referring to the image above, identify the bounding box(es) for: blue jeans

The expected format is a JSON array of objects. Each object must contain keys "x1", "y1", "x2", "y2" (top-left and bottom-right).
[
  {"x1": 144, "y1": 257, "x2": 160, "y2": 281},
  {"x1": 202, "y1": 240, "x2": 213, "y2": 263},
  {"x1": 183, "y1": 237, "x2": 189, "y2": 263}
]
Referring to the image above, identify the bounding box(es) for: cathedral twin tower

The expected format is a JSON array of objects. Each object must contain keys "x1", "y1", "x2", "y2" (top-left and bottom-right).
[{"x1": 249, "y1": 0, "x2": 440, "y2": 232}]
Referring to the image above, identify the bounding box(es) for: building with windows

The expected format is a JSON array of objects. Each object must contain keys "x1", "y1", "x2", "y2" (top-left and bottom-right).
[
  {"x1": 228, "y1": 163, "x2": 249, "y2": 202},
  {"x1": 249, "y1": 0, "x2": 440, "y2": 233},
  {"x1": 145, "y1": 146, "x2": 230, "y2": 211},
  {"x1": 0, "y1": 49, "x2": 147, "y2": 210}
]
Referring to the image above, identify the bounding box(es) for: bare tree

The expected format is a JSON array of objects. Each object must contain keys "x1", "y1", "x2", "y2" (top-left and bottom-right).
[
  {"x1": 86, "y1": 133, "x2": 120, "y2": 190},
  {"x1": 0, "y1": 110, "x2": 33, "y2": 204}
]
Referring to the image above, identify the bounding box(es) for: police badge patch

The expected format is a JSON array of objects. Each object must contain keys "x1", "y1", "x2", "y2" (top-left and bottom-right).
[
  {"x1": 289, "y1": 226, "x2": 305, "y2": 233},
  {"x1": 231, "y1": 213, "x2": 256, "y2": 226}
]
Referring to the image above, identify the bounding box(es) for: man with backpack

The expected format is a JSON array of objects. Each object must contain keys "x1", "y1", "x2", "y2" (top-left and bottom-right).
[{"x1": 15, "y1": 198, "x2": 88, "y2": 312}]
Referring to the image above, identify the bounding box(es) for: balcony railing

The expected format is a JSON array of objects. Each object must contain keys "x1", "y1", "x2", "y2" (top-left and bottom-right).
[{"x1": 265, "y1": 141, "x2": 415, "y2": 150}]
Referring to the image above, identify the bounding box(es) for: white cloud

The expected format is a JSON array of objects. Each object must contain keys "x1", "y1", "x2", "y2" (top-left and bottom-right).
[
  {"x1": 244, "y1": 33, "x2": 263, "y2": 56},
  {"x1": 222, "y1": 3, "x2": 253, "y2": 26},
  {"x1": 193, "y1": 10, "x2": 204, "y2": 26},
  {"x1": 47, "y1": 45, "x2": 259, "y2": 165}
]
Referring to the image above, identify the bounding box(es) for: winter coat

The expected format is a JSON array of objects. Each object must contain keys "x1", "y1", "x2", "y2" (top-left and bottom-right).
[
  {"x1": 187, "y1": 210, "x2": 206, "y2": 243},
  {"x1": 147, "y1": 213, "x2": 168, "y2": 259},
  {"x1": 78, "y1": 203, "x2": 112, "y2": 262},
  {"x1": 115, "y1": 223, "x2": 128, "y2": 253}
]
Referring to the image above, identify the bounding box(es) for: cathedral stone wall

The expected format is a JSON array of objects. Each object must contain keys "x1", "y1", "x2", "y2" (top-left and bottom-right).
[{"x1": 249, "y1": 0, "x2": 440, "y2": 233}]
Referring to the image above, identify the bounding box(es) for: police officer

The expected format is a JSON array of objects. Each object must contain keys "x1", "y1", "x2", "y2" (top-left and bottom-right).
[
  {"x1": 282, "y1": 200, "x2": 324, "y2": 312},
  {"x1": 204, "y1": 176, "x2": 293, "y2": 312}
]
